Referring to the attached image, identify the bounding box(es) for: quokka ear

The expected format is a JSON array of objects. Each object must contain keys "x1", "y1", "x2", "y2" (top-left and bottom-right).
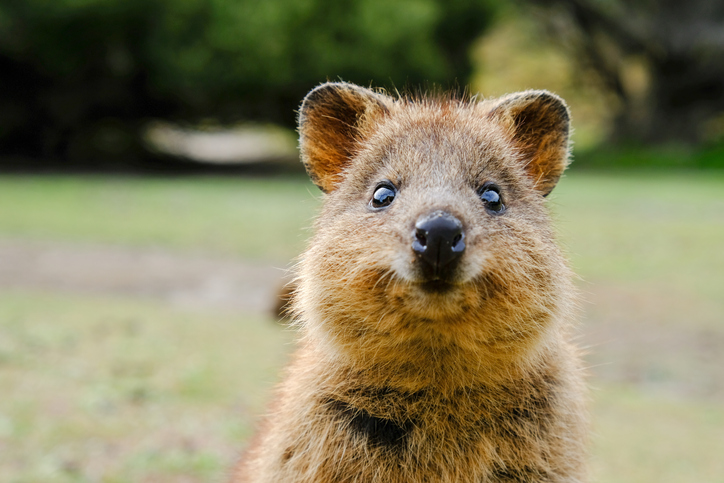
[
  {"x1": 488, "y1": 90, "x2": 571, "y2": 196},
  {"x1": 299, "y1": 82, "x2": 389, "y2": 193}
]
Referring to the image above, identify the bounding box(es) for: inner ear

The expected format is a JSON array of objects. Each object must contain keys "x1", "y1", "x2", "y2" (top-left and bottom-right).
[
  {"x1": 488, "y1": 91, "x2": 571, "y2": 196},
  {"x1": 299, "y1": 82, "x2": 389, "y2": 193}
]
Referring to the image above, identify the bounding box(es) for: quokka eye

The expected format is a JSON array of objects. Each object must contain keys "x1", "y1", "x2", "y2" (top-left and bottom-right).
[
  {"x1": 478, "y1": 183, "x2": 505, "y2": 214},
  {"x1": 370, "y1": 182, "x2": 397, "y2": 209}
]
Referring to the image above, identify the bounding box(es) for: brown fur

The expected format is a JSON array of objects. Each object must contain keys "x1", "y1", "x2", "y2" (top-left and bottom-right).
[{"x1": 232, "y1": 82, "x2": 587, "y2": 482}]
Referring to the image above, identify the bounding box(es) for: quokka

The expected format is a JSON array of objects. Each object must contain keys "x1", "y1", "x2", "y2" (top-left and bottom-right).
[{"x1": 232, "y1": 82, "x2": 588, "y2": 483}]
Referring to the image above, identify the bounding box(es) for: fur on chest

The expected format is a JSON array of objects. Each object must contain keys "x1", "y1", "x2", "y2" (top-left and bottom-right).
[{"x1": 274, "y1": 377, "x2": 564, "y2": 482}]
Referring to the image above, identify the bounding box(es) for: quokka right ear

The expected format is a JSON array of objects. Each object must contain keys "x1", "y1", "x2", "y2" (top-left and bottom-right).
[
  {"x1": 299, "y1": 82, "x2": 389, "y2": 193},
  {"x1": 487, "y1": 90, "x2": 571, "y2": 197}
]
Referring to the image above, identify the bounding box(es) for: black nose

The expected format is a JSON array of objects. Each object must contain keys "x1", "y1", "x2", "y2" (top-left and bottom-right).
[{"x1": 412, "y1": 211, "x2": 465, "y2": 279}]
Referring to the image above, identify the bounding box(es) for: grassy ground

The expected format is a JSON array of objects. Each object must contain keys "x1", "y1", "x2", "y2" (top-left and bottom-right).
[
  {"x1": 1, "y1": 172, "x2": 723, "y2": 482},
  {"x1": 0, "y1": 290, "x2": 293, "y2": 483},
  {"x1": 0, "y1": 174, "x2": 318, "y2": 261}
]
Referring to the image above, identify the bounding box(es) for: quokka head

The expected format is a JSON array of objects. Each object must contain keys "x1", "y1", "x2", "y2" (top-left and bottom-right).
[{"x1": 294, "y1": 82, "x2": 574, "y2": 361}]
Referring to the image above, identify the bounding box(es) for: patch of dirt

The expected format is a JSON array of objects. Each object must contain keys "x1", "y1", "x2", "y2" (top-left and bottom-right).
[{"x1": 0, "y1": 239, "x2": 292, "y2": 315}]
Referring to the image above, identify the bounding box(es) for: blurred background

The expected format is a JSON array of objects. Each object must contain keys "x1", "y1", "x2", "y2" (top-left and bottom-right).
[{"x1": 1, "y1": 0, "x2": 723, "y2": 482}]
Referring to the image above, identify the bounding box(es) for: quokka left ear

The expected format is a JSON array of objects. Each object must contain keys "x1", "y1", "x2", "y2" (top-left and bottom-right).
[
  {"x1": 488, "y1": 91, "x2": 571, "y2": 196},
  {"x1": 298, "y1": 82, "x2": 390, "y2": 193}
]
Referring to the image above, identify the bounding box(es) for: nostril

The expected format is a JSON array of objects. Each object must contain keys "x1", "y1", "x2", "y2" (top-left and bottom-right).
[
  {"x1": 412, "y1": 228, "x2": 428, "y2": 254},
  {"x1": 451, "y1": 232, "x2": 465, "y2": 254},
  {"x1": 415, "y1": 228, "x2": 428, "y2": 246}
]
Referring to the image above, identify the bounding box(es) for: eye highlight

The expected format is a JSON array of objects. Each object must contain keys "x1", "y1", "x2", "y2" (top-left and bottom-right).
[
  {"x1": 478, "y1": 182, "x2": 505, "y2": 214},
  {"x1": 370, "y1": 182, "x2": 397, "y2": 209}
]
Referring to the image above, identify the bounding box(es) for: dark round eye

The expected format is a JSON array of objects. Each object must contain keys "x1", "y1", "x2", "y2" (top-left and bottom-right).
[
  {"x1": 478, "y1": 183, "x2": 505, "y2": 214},
  {"x1": 370, "y1": 183, "x2": 397, "y2": 209}
]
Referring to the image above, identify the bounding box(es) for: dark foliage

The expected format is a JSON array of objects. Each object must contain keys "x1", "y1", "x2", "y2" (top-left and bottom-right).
[
  {"x1": 0, "y1": 0, "x2": 498, "y2": 167},
  {"x1": 527, "y1": 0, "x2": 724, "y2": 145}
]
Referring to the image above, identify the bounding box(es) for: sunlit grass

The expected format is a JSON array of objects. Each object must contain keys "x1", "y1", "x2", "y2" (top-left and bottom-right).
[
  {"x1": 551, "y1": 171, "x2": 724, "y2": 300},
  {"x1": 3, "y1": 289, "x2": 723, "y2": 483},
  {"x1": 592, "y1": 384, "x2": 724, "y2": 483},
  {"x1": 0, "y1": 175, "x2": 320, "y2": 261},
  {"x1": 0, "y1": 290, "x2": 292, "y2": 482},
  {"x1": 1, "y1": 171, "x2": 723, "y2": 482},
  {"x1": 3, "y1": 172, "x2": 722, "y2": 297}
]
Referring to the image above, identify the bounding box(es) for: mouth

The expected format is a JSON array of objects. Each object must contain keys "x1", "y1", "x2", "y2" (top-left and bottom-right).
[{"x1": 418, "y1": 279, "x2": 456, "y2": 294}]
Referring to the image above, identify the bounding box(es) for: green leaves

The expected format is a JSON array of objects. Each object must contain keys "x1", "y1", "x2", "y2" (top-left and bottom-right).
[{"x1": 0, "y1": 0, "x2": 500, "y2": 161}]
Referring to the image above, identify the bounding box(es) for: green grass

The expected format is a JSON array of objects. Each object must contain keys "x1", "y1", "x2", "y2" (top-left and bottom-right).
[
  {"x1": 3, "y1": 172, "x2": 722, "y2": 297},
  {"x1": 573, "y1": 143, "x2": 724, "y2": 170},
  {"x1": 593, "y1": 385, "x2": 724, "y2": 483},
  {"x1": 0, "y1": 175, "x2": 320, "y2": 261},
  {"x1": 551, "y1": 171, "x2": 724, "y2": 300},
  {"x1": 0, "y1": 290, "x2": 292, "y2": 482},
  {"x1": 1, "y1": 172, "x2": 723, "y2": 482}
]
